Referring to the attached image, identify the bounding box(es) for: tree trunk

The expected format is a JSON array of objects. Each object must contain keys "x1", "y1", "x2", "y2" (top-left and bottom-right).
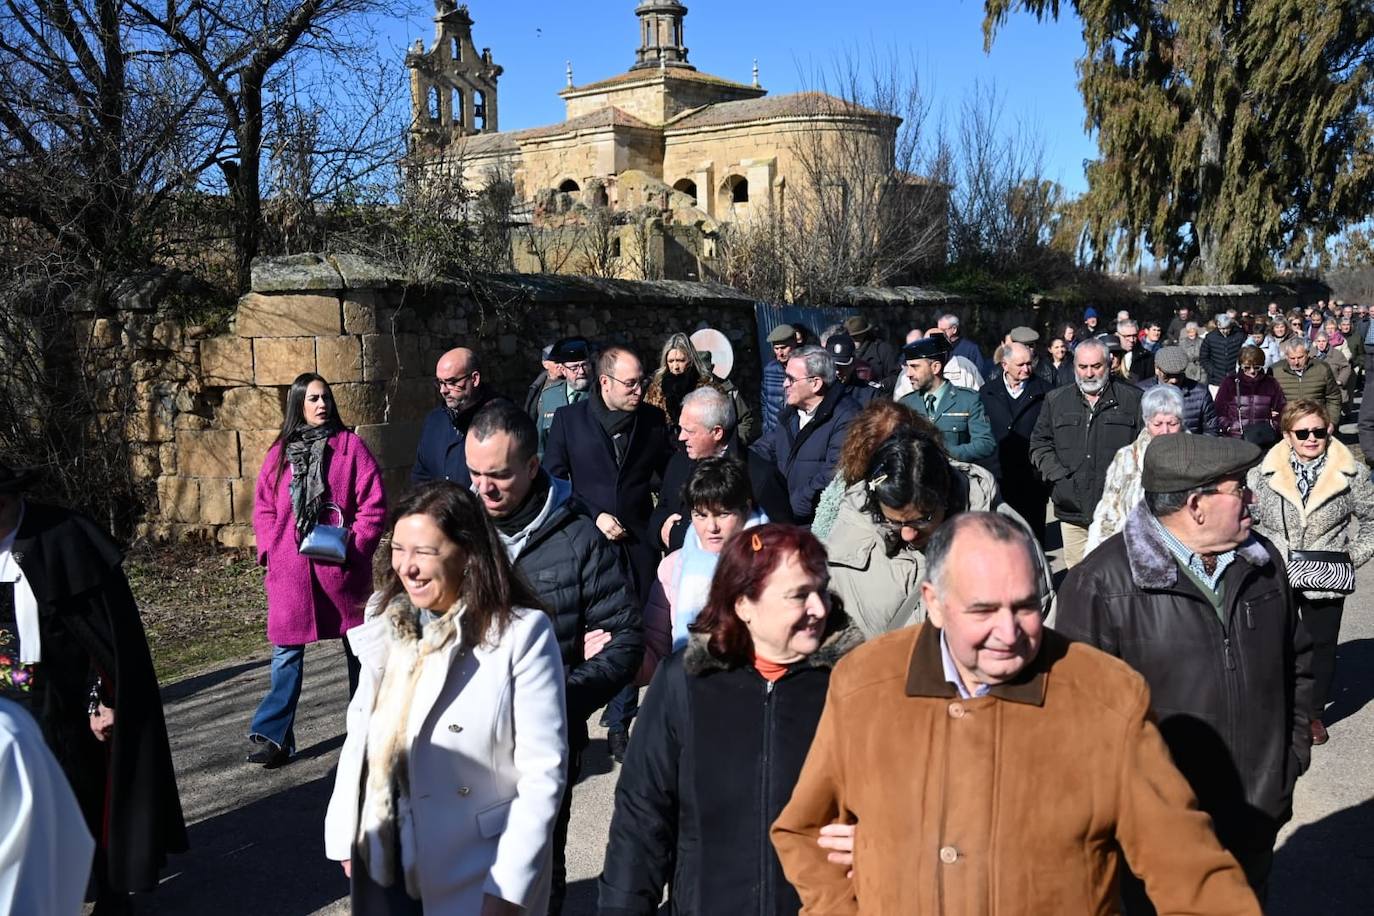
[{"x1": 230, "y1": 78, "x2": 265, "y2": 293}]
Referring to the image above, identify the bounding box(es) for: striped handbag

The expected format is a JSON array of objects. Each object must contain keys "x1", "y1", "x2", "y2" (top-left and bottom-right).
[{"x1": 1283, "y1": 510, "x2": 1356, "y2": 595}]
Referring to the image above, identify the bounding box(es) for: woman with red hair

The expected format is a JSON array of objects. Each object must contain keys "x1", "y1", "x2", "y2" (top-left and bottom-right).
[{"x1": 597, "y1": 524, "x2": 862, "y2": 915}]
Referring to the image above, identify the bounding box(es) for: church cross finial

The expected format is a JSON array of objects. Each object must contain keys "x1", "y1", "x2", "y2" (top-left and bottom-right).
[
  {"x1": 753, "y1": 59, "x2": 760, "y2": 87},
  {"x1": 566, "y1": 60, "x2": 574, "y2": 87}
]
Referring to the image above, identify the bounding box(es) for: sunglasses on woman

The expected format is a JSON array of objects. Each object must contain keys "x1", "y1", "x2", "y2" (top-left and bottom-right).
[{"x1": 1291, "y1": 427, "x2": 1329, "y2": 441}]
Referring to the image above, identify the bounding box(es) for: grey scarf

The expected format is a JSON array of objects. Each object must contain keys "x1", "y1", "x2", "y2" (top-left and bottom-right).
[{"x1": 286, "y1": 421, "x2": 341, "y2": 539}]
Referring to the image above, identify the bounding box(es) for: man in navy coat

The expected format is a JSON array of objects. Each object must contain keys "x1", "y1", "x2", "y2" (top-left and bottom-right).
[
  {"x1": 980, "y1": 342, "x2": 1052, "y2": 544},
  {"x1": 411, "y1": 347, "x2": 506, "y2": 487}
]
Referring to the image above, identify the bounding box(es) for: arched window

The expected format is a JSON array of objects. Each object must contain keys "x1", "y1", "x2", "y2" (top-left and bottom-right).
[
  {"x1": 452, "y1": 37, "x2": 462, "y2": 61},
  {"x1": 673, "y1": 178, "x2": 698, "y2": 204},
  {"x1": 559, "y1": 179, "x2": 581, "y2": 194},
  {"x1": 428, "y1": 86, "x2": 440, "y2": 122},
  {"x1": 732, "y1": 177, "x2": 750, "y2": 203},
  {"x1": 474, "y1": 89, "x2": 487, "y2": 131},
  {"x1": 451, "y1": 88, "x2": 464, "y2": 128}
]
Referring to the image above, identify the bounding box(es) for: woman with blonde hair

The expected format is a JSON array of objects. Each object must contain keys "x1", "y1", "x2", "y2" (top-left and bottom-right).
[
  {"x1": 1248, "y1": 399, "x2": 1374, "y2": 746},
  {"x1": 643, "y1": 332, "x2": 720, "y2": 432}
]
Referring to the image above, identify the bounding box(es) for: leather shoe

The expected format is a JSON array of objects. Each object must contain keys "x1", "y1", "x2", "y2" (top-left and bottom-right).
[
  {"x1": 1310, "y1": 719, "x2": 1329, "y2": 746},
  {"x1": 246, "y1": 739, "x2": 292, "y2": 768},
  {"x1": 608, "y1": 729, "x2": 629, "y2": 764}
]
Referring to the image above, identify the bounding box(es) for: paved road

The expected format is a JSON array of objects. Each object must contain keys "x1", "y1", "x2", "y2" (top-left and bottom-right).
[{"x1": 139, "y1": 525, "x2": 1374, "y2": 914}]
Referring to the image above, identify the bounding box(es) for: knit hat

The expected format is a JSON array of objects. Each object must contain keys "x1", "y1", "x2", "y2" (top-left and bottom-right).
[{"x1": 1084, "y1": 307, "x2": 1099, "y2": 320}]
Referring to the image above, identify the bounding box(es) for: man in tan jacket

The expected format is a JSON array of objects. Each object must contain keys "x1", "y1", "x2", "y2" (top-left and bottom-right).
[{"x1": 771, "y1": 512, "x2": 1259, "y2": 915}]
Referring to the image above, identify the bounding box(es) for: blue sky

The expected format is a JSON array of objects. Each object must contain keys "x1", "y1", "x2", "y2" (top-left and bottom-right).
[{"x1": 375, "y1": 1, "x2": 1097, "y2": 194}]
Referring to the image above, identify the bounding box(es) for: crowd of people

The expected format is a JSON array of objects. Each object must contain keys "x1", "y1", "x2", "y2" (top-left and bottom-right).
[{"x1": 3, "y1": 296, "x2": 1373, "y2": 914}]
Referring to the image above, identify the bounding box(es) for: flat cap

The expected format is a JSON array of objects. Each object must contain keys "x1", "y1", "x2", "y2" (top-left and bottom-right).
[
  {"x1": 901, "y1": 335, "x2": 951, "y2": 362},
  {"x1": 549, "y1": 337, "x2": 589, "y2": 363},
  {"x1": 1154, "y1": 345, "x2": 1188, "y2": 375},
  {"x1": 1008, "y1": 326, "x2": 1040, "y2": 345},
  {"x1": 1142, "y1": 435, "x2": 1262, "y2": 493},
  {"x1": 827, "y1": 333, "x2": 856, "y2": 365},
  {"x1": 767, "y1": 323, "x2": 797, "y2": 344}
]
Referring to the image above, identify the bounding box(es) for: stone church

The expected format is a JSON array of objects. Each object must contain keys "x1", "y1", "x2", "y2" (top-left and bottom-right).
[{"x1": 404, "y1": 1, "x2": 943, "y2": 280}]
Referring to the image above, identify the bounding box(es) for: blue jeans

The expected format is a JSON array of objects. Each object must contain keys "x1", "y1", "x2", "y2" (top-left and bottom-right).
[
  {"x1": 249, "y1": 640, "x2": 360, "y2": 754},
  {"x1": 601, "y1": 683, "x2": 639, "y2": 735}
]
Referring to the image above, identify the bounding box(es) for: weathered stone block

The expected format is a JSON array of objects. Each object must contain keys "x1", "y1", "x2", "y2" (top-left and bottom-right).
[
  {"x1": 175, "y1": 412, "x2": 212, "y2": 431},
  {"x1": 217, "y1": 525, "x2": 258, "y2": 550},
  {"x1": 219, "y1": 386, "x2": 285, "y2": 431},
  {"x1": 316, "y1": 336, "x2": 363, "y2": 383},
  {"x1": 199, "y1": 478, "x2": 233, "y2": 525},
  {"x1": 389, "y1": 383, "x2": 437, "y2": 422},
  {"x1": 253, "y1": 337, "x2": 315, "y2": 386},
  {"x1": 250, "y1": 253, "x2": 344, "y2": 292},
  {"x1": 356, "y1": 421, "x2": 423, "y2": 470},
  {"x1": 230, "y1": 478, "x2": 256, "y2": 524},
  {"x1": 362, "y1": 334, "x2": 398, "y2": 381},
  {"x1": 236, "y1": 292, "x2": 341, "y2": 338},
  {"x1": 380, "y1": 466, "x2": 410, "y2": 504},
  {"x1": 201, "y1": 337, "x2": 254, "y2": 387},
  {"x1": 343, "y1": 292, "x2": 378, "y2": 335},
  {"x1": 177, "y1": 429, "x2": 240, "y2": 478},
  {"x1": 159, "y1": 443, "x2": 178, "y2": 475},
  {"x1": 157, "y1": 476, "x2": 199, "y2": 523},
  {"x1": 332, "y1": 382, "x2": 388, "y2": 426},
  {"x1": 91, "y1": 318, "x2": 119, "y2": 348},
  {"x1": 239, "y1": 429, "x2": 279, "y2": 482}
]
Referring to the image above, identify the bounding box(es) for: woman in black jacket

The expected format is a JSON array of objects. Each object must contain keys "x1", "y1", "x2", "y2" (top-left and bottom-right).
[{"x1": 597, "y1": 524, "x2": 862, "y2": 916}]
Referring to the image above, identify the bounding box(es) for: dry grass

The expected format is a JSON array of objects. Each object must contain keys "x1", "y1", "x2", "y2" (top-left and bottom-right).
[{"x1": 127, "y1": 541, "x2": 269, "y2": 684}]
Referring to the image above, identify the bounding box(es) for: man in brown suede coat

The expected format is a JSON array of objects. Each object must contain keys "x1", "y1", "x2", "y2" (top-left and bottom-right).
[{"x1": 772, "y1": 513, "x2": 1258, "y2": 915}]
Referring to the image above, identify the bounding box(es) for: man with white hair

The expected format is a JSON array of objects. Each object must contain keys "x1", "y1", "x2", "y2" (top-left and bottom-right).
[
  {"x1": 649, "y1": 387, "x2": 792, "y2": 551},
  {"x1": 1115, "y1": 319, "x2": 1154, "y2": 382},
  {"x1": 981, "y1": 342, "x2": 1053, "y2": 545},
  {"x1": 937, "y1": 313, "x2": 990, "y2": 376},
  {"x1": 1200, "y1": 313, "x2": 1245, "y2": 397},
  {"x1": 1029, "y1": 338, "x2": 1143, "y2": 568},
  {"x1": 751, "y1": 345, "x2": 860, "y2": 524}
]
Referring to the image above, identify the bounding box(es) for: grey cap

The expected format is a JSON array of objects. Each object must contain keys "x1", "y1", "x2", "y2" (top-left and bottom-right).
[
  {"x1": 1142, "y1": 435, "x2": 1262, "y2": 493},
  {"x1": 1008, "y1": 326, "x2": 1040, "y2": 345},
  {"x1": 767, "y1": 323, "x2": 798, "y2": 344},
  {"x1": 1154, "y1": 345, "x2": 1188, "y2": 375}
]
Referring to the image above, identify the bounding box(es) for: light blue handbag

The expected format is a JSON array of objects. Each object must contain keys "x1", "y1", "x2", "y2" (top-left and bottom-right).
[{"x1": 298, "y1": 503, "x2": 348, "y2": 565}]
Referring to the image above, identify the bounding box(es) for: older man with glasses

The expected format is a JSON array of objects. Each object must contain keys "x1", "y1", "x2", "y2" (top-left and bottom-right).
[
  {"x1": 412, "y1": 346, "x2": 508, "y2": 486},
  {"x1": 535, "y1": 337, "x2": 593, "y2": 456},
  {"x1": 1057, "y1": 435, "x2": 1313, "y2": 910}
]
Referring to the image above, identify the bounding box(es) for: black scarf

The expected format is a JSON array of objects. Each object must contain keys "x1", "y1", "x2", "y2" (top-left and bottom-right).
[
  {"x1": 494, "y1": 472, "x2": 552, "y2": 537},
  {"x1": 286, "y1": 420, "x2": 341, "y2": 539},
  {"x1": 660, "y1": 367, "x2": 700, "y2": 424},
  {"x1": 589, "y1": 392, "x2": 635, "y2": 465}
]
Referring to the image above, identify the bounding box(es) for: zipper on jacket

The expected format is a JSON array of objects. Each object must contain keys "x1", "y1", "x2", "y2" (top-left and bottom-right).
[
  {"x1": 759, "y1": 676, "x2": 777, "y2": 915},
  {"x1": 1223, "y1": 636, "x2": 1236, "y2": 671}
]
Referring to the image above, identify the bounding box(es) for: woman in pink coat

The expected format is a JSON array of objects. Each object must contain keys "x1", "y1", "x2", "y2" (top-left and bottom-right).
[{"x1": 247, "y1": 373, "x2": 386, "y2": 767}]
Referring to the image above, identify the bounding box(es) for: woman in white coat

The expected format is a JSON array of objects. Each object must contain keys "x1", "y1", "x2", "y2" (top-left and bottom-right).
[{"x1": 325, "y1": 481, "x2": 567, "y2": 915}]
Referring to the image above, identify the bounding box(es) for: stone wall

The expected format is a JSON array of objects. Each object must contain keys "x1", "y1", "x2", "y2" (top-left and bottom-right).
[{"x1": 140, "y1": 254, "x2": 774, "y2": 547}]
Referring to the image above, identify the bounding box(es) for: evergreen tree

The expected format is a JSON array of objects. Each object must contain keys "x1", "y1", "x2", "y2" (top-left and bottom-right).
[{"x1": 984, "y1": 1, "x2": 1374, "y2": 282}]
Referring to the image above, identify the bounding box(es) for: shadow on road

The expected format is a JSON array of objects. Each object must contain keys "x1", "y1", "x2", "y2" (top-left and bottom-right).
[
  {"x1": 1271, "y1": 798, "x2": 1374, "y2": 915},
  {"x1": 134, "y1": 773, "x2": 346, "y2": 914},
  {"x1": 161, "y1": 659, "x2": 270, "y2": 703},
  {"x1": 1323, "y1": 638, "x2": 1374, "y2": 728}
]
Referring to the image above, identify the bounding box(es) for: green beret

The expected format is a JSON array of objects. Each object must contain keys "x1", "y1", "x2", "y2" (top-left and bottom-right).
[{"x1": 767, "y1": 324, "x2": 797, "y2": 344}]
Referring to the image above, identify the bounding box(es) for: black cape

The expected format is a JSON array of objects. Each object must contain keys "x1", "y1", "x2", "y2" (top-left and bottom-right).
[{"x1": 14, "y1": 501, "x2": 187, "y2": 893}]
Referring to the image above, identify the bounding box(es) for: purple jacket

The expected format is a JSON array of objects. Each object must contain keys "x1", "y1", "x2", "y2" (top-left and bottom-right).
[{"x1": 252, "y1": 429, "x2": 387, "y2": 645}]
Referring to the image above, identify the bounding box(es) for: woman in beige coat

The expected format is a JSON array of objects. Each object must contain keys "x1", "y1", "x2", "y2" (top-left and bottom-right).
[
  {"x1": 826, "y1": 428, "x2": 1051, "y2": 639},
  {"x1": 1248, "y1": 399, "x2": 1374, "y2": 745}
]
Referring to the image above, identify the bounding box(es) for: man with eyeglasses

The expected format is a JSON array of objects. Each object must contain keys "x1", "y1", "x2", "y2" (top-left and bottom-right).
[
  {"x1": 412, "y1": 347, "x2": 508, "y2": 487},
  {"x1": 545, "y1": 346, "x2": 669, "y2": 761},
  {"x1": 751, "y1": 344, "x2": 860, "y2": 524},
  {"x1": 535, "y1": 337, "x2": 593, "y2": 457},
  {"x1": 1057, "y1": 435, "x2": 1313, "y2": 910}
]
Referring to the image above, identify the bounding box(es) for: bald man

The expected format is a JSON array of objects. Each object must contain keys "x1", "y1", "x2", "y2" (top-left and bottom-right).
[
  {"x1": 412, "y1": 347, "x2": 508, "y2": 486},
  {"x1": 980, "y1": 342, "x2": 1053, "y2": 545}
]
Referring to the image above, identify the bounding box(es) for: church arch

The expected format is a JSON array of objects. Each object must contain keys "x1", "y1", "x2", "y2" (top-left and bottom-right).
[
  {"x1": 720, "y1": 174, "x2": 749, "y2": 210},
  {"x1": 558, "y1": 178, "x2": 581, "y2": 194},
  {"x1": 672, "y1": 178, "x2": 698, "y2": 205}
]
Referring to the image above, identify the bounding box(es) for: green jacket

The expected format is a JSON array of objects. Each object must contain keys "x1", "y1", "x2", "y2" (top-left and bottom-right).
[
  {"x1": 900, "y1": 382, "x2": 995, "y2": 462},
  {"x1": 536, "y1": 382, "x2": 586, "y2": 456}
]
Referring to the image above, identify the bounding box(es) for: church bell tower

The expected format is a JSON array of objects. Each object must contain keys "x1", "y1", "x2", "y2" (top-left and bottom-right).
[{"x1": 631, "y1": 1, "x2": 693, "y2": 71}]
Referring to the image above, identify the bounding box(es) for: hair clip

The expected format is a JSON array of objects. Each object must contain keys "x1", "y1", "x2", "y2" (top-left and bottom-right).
[
  {"x1": 867, "y1": 474, "x2": 888, "y2": 491},
  {"x1": 751, "y1": 533, "x2": 763, "y2": 552}
]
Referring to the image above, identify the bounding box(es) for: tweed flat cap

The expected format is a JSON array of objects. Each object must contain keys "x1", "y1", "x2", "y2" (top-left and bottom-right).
[
  {"x1": 549, "y1": 337, "x2": 589, "y2": 363},
  {"x1": 767, "y1": 324, "x2": 797, "y2": 344},
  {"x1": 1008, "y1": 326, "x2": 1040, "y2": 345},
  {"x1": 1142, "y1": 435, "x2": 1262, "y2": 492},
  {"x1": 1154, "y1": 345, "x2": 1188, "y2": 375},
  {"x1": 901, "y1": 335, "x2": 951, "y2": 362}
]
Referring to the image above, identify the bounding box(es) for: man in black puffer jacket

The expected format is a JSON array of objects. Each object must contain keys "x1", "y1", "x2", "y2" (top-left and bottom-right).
[
  {"x1": 465, "y1": 402, "x2": 642, "y2": 916},
  {"x1": 1199, "y1": 313, "x2": 1245, "y2": 393}
]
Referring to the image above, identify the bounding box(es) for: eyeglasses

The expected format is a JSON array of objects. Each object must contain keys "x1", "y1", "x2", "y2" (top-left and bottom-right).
[
  {"x1": 782, "y1": 373, "x2": 819, "y2": 386},
  {"x1": 560, "y1": 361, "x2": 589, "y2": 374},
  {"x1": 1240, "y1": 365, "x2": 1263, "y2": 374},
  {"x1": 606, "y1": 374, "x2": 646, "y2": 390},
  {"x1": 434, "y1": 372, "x2": 476, "y2": 390},
  {"x1": 1291, "y1": 427, "x2": 1329, "y2": 441},
  {"x1": 1200, "y1": 483, "x2": 1252, "y2": 500},
  {"x1": 877, "y1": 512, "x2": 941, "y2": 534}
]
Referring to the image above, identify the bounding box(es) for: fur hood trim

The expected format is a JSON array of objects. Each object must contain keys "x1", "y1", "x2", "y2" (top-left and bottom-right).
[
  {"x1": 382, "y1": 591, "x2": 466, "y2": 653},
  {"x1": 1256, "y1": 438, "x2": 1360, "y2": 521},
  {"x1": 682, "y1": 614, "x2": 864, "y2": 676},
  {"x1": 1122, "y1": 502, "x2": 1271, "y2": 591}
]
